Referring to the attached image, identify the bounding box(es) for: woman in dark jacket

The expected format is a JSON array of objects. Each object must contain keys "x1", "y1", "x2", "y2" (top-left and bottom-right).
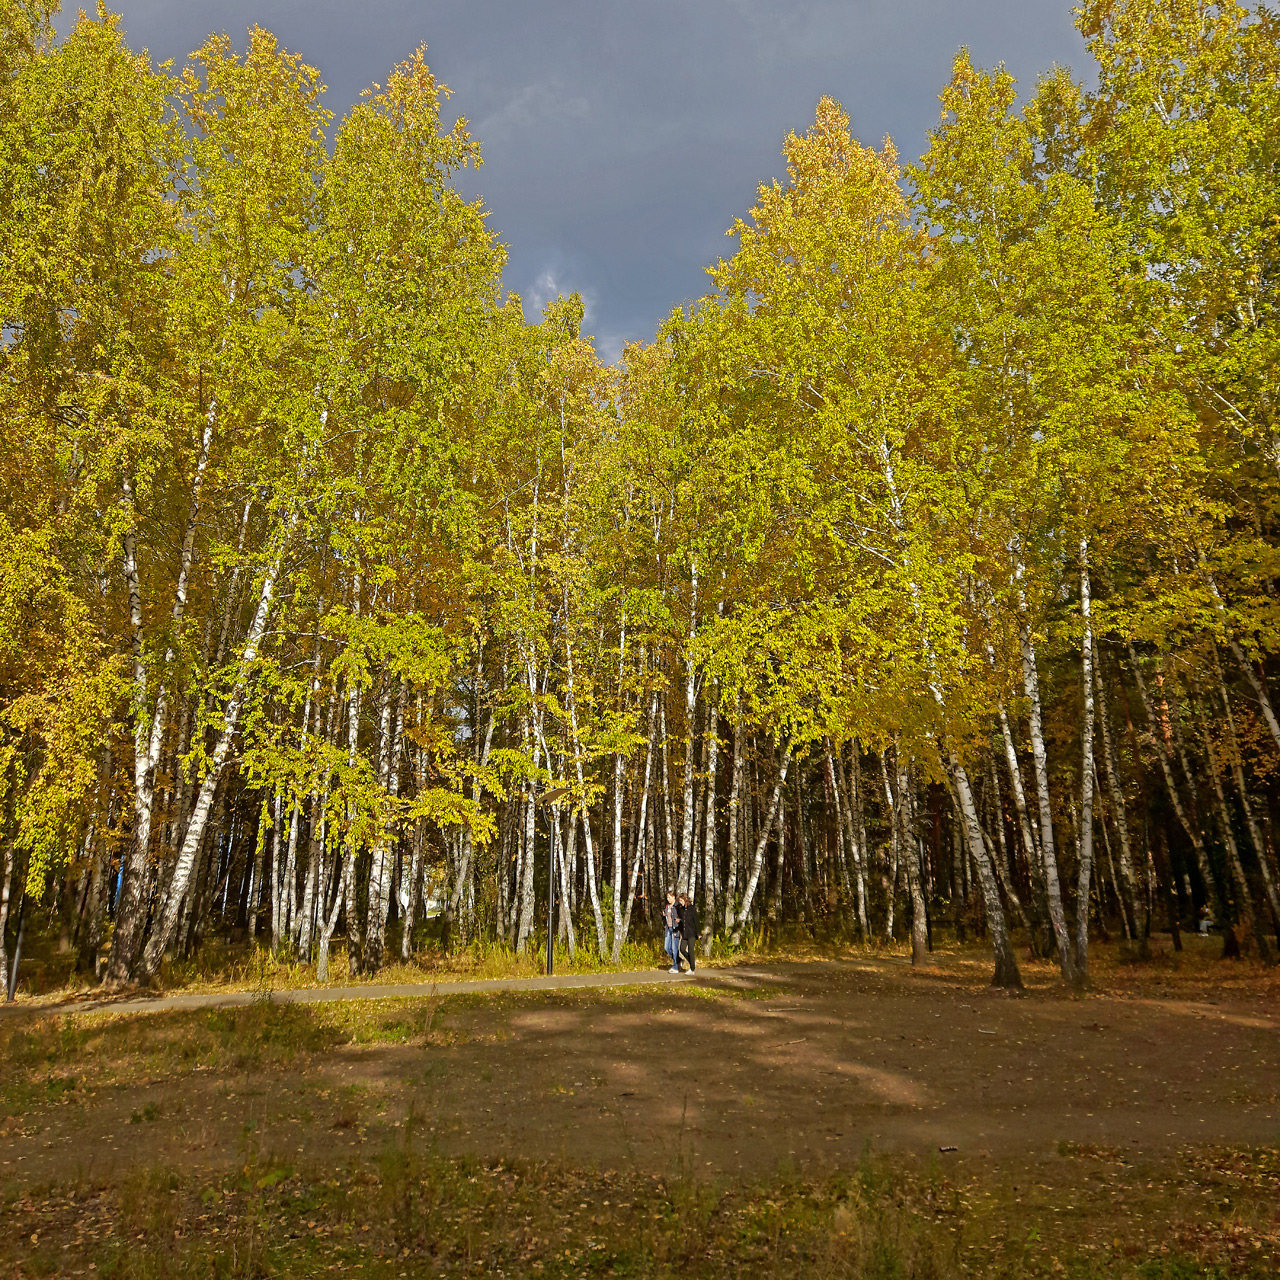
[
  {"x1": 677, "y1": 892, "x2": 698, "y2": 973},
  {"x1": 663, "y1": 890, "x2": 680, "y2": 971}
]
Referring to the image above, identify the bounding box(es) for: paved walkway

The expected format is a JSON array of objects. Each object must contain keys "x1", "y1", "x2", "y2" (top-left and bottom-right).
[{"x1": 2, "y1": 966, "x2": 708, "y2": 1019}]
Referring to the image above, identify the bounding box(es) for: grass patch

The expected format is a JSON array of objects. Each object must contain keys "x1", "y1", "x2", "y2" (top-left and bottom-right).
[
  {"x1": 149, "y1": 934, "x2": 675, "y2": 995},
  {"x1": 5, "y1": 1141, "x2": 1277, "y2": 1278},
  {"x1": 0, "y1": 1146, "x2": 959, "y2": 1279},
  {"x1": 0, "y1": 995, "x2": 484, "y2": 1124}
]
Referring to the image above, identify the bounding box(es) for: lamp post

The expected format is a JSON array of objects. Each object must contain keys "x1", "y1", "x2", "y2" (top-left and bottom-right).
[{"x1": 539, "y1": 785, "x2": 570, "y2": 976}]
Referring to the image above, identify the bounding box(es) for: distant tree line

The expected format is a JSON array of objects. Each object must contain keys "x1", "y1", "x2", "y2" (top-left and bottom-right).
[{"x1": 1, "y1": 0, "x2": 1277, "y2": 994}]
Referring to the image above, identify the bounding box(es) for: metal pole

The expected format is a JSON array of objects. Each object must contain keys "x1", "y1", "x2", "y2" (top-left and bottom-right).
[
  {"x1": 535, "y1": 786, "x2": 569, "y2": 978},
  {"x1": 6, "y1": 889, "x2": 27, "y2": 1003},
  {"x1": 547, "y1": 805, "x2": 556, "y2": 975}
]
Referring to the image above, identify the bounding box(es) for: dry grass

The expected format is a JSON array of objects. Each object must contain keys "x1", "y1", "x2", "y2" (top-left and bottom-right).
[
  {"x1": 3, "y1": 952, "x2": 1279, "y2": 1277},
  {"x1": 17, "y1": 917, "x2": 1274, "y2": 1012},
  {"x1": 9, "y1": 932, "x2": 678, "y2": 1007},
  {"x1": 5, "y1": 1136, "x2": 1277, "y2": 1277}
]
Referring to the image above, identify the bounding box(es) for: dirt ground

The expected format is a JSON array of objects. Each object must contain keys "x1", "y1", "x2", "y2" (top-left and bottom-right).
[
  {"x1": 3, "y1": 942, "x2": 1277, "y2": 1183},
  {"x1": 2, "y1": 936, "x2": 1280, "y2": 1274}
]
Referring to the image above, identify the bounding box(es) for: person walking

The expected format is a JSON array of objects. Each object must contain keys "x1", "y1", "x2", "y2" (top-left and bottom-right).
[
  {"x1": 678, "y1": 891, "x2": 698, "y2": 973},
  {"x1": 663, "y1": 889, "x2": 680, "y2": 972}
]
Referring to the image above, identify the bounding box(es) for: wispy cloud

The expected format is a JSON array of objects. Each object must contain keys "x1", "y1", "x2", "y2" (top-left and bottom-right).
[{"x1": 476, "y1": 77, "x2": 591, "y2": 148}]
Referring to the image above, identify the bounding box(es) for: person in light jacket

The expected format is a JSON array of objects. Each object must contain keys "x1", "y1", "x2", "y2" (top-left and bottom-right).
[{"x1": 677, "y1": 892, "x2": 698, "y2": 973}]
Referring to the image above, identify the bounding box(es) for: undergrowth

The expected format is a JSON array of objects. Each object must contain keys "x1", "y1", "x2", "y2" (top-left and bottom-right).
[{"x1": 6, "y1": 1141, "x2": 1276, "y2": 1279}]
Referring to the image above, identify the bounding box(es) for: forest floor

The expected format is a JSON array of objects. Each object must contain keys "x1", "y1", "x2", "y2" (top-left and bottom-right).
[{"x1": 1, "y1": 938, "x2": 1277, "y2": 1277}]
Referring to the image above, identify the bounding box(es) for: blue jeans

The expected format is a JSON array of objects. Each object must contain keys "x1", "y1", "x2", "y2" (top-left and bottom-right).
[{"x1": 665, "y1": 927, "x2": 680, "y2": 968}]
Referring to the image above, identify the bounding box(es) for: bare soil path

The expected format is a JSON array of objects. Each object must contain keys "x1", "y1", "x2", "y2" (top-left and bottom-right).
[{"x1": 3, "y1": 951, "x2": 1276, "y2": 1188}]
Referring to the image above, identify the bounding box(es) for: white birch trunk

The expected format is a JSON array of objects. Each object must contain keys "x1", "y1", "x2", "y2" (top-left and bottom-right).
[
  {"x1": 724, "y1": 705, "x2": 742, "y2": 936},
  {"x1": 768, "y1": 791, "x2": 785, "y2": 922},
  {"x1": 610, "y1": 612, "x2": 628, "y2": 959},
  {"x1": 700, "y1": 680, "x2": 718, "y2": 955},
  {"x1": 365, "y1": 676, "x2": 407, "y2": 970},
  {"x1": 948, "y1": 751, "x2": 1022, "y2": 988},
  {"x1": 269, "y1": 789, "x2": 284, "y2": 948},
  {"x1": 139, "y1": 524, "x2": 290, "y2": 979},
  {"x1": 619, "y1": 696, "x2": 656, "y2": 951},
  {"x1": 995, "y1": 699, "x2": 1041, "y2": 873},
  {"x1": 1075, "y1": 541, "x2": 1096, "y2": 981},
  {"x1": 1018, "y1": 613, "x2": 1076, "y2": 983},
  {"x1": 1092, "y1": 638, "x2": 1140, "y2": 939},
  {"x1": 554, "y1": 804, "x2": 577, "y2": 958},
  {"x1": 891, "y1": 749, "x2": 929, "y2": 965},
  {"x1": 659, "y1": 699, "x2": 677, "y2": 893},
  {"x1": 401, "y1": 821, "x2": 425, "y2": 962},
  {"x1": 679, "y1": 560, "x2": 698, "y2": 895},
  {"x1": 1127, "y1": 642, "x2": 1224, "y2": 920},
  {"x1": 106, "y1": 492, "x2": 155, "y2": 984},
  {"x1": 1213, "y1": 652, "x2": 1280, "y2": 930},
  {"x1": 109, "y1": 419, "x2": 215, "y2": 985},
  {"x1": 0, "y1": 840, "x2": 13, "y2": 996},
  {"x1": 515, "y1": 726, "x2": 538, "y2": 953},
  {"x1": 1199, "y1": 555, "x2": 1280, "y2": 751},
  {"x1": 553, "y1": 639, "x2": 607, "y2": 955},
  {"x1": 730, "y1": 738, "x2": 793, "y2": 946},
  {"x1": 315, "y1": 846, "x2": 348, "y2": 983},
  {"x1": 1202, "y1": 725, "x2": 1263, "y2": 952}
]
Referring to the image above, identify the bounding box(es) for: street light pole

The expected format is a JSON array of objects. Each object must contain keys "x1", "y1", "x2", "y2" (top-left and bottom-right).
[
  {"x1": 539, "y1": 785, "x2": 570, "y2": 978},
  {"x1": 547, "y1": 808, "x2": 556, "y2": 976}
]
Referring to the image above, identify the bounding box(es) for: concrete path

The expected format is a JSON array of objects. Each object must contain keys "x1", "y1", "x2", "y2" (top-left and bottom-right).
[{"x1": 1, "y1": 966, "x2": 708, "y2": 1019}]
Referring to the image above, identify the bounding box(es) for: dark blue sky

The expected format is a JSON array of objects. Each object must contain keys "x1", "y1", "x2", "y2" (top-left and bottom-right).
[{"x1": 80, "y1": 2, "x2": 1089, "y2": 361}]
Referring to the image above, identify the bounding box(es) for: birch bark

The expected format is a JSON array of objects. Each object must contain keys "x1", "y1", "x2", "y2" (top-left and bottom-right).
[
  {"x1": 298, "y1": 688, "x2": 338, "y2": 959},
  {"x1": 948, "y1": 750, "x2": 1022, "y2": 988},
  {"x1": 0, "y1": 838, "x2": 13, "y2": 997},
  {"x1": 768, "y1": 790, "x2": 785, "y2": 922},
  {"x1": 365, "y1": 676, "x2": 407, "y2": 970},
  {"x1": 109, "y1": 417, "x2": 215, "y2": 985},
  {"x1": 1198, "y1": 555, "x2": 1280, "y2": 752},
  {"x1": 1211, "y1": 651, "x2": 1280, "y2": 932},
  {"x1": 1202, "y1": 721, "x2": 1265, "y2": 956},
  {"x1": 608, "y1": 613, "x2": 628, "y2": 959},
  {"x1": 679, "y1": 560, "x2": 698, "y2": 895},
  {"x1": 1075, "y1": 541, "x2": 1096, "y2": 982},
  {"x1": 555, "y1": 636, "x2": 607, "y2": 954},
  {"x1": 730, "y1": 738, "x2": 793, "y2": 946},
  {"x1": 1093, "y1": 638, "x2": 1140, "y2": 939},
  {"x1": 1018, "y1": 613, "x2": 1076, "y2": 982},
  {"x1": 984, "y1": 757, "x2": 1026, "y2": 927},
  {"x1": 700, "y1": 679, "x2": 719, "y2": 955},
  {"x1": 724, "y1": 705, "x2": 742, "y2": 936},
  {"x1": 619, "y1": 690, "x2": 657, "y2": 952},
  {"x1": 1126, "y1": 642, "x2": 1225, "y2": 922},
  {"x1": 77, "y1": 745, "x2": 114, "y2": 976},
  {"x1": 140, "y1": 524, "x2": 293, "y2": 979},
  {"x1": 447, "y1": 671, "x2": 496, "y2": 949},
  {"x1": 659, "y1": 699, "x2": 677, "y2": 892},
  {"x1": 515, "y1": 728, "x2": 538, "y2": 953}
]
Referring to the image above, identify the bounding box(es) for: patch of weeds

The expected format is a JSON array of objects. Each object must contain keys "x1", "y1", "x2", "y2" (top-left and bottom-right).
[
  {"x1": 1137, "y1": 1262, "x2": 1235, "y2": 1280},
  {"x1": 330, "y1": 1086, "x2": 365, "y2": 1131},
  {"x1": 1058, "y1": 1139, "x2": 1127, "y2": 1163},
  {"x1": 11, "y1": 1147, "x2": 1280, "y2": 1279}
]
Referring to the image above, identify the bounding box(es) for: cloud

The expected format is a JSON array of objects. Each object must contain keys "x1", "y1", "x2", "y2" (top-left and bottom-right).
[
  {"x1": 523, "y1": 266, "x2": 597, "y2": 329},
  {"x1": 475, "y1": 77, "x2": 591, "y2": 149},
  {"x1": 94, "y1": 1, "x2": 1089, "y2": 362},
  {"x1": 526, "y1": 268, "x2": 566, "y2": 317}
]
